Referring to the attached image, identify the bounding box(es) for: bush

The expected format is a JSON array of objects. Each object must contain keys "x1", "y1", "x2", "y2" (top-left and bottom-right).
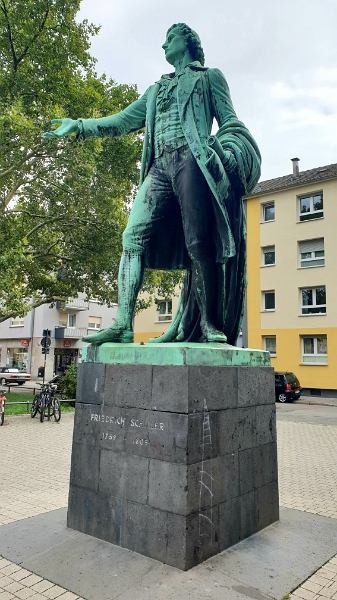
[{"x1": 61, "y1": 365, "x2": 77, "y2": 400}]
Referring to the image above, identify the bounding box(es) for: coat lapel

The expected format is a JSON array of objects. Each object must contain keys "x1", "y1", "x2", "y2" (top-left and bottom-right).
[{"x1": 139, "y1": 82, "x2": 160, "y2": 184}]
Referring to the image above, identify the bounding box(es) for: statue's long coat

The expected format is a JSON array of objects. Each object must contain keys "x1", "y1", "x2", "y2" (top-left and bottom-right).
[{"x1": 80, "y1": 62, "x2": 261, "y2": 344}]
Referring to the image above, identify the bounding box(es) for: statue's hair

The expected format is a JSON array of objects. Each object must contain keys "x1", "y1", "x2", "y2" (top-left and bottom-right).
[{"x1": 167, "y1": 23, "x2": 205, "y2": 66}]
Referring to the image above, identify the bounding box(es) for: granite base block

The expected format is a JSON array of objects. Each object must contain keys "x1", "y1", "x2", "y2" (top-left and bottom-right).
[{"x1": 68, "y1": 346, "x2": 279, "y2": 570}]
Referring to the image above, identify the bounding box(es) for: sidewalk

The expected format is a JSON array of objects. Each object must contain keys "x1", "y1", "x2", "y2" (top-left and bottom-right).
[
  {"x1": 297, "y1": 395, "x2": 337, "y2": 408},
  {"x1": 0, "y1": 411, "x2": 336, "y2": 600}
]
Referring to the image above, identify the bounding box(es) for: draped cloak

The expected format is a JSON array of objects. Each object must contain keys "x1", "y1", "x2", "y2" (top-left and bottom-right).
[{"x1": 79, "y1": 62, "x2": 261, "y2": 345}]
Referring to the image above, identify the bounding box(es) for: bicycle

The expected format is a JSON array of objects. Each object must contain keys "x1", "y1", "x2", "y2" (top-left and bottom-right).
[
  {"x1": 31, "y1": 383, "x2": 61, "y2": 422},
  {"x1": 0, "y1": 388, "x2": 6, "y2": 426}
]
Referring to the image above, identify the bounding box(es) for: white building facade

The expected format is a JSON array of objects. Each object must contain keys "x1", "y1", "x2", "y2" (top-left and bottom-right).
[{"x1": 0, "y1": 298, "x2": 117, "y2": 381}]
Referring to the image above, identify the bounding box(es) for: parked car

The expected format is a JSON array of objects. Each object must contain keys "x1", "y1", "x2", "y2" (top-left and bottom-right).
[
  {"x1": 275, "y1": 371, "x2": 302, "y2": 403},
  {"x1": 0, "y1": 367, "x2": 31, "y2": 386}
]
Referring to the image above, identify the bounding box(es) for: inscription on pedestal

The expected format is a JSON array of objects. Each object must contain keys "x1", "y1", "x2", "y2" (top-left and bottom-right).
[{"x1": 87, "y1": 410, "x2": 168, "y2": 455}]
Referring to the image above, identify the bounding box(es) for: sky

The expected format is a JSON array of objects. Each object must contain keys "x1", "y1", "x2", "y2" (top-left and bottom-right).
[{"x1": 77, "y1": 0, "x2": 337, "y2": 182}]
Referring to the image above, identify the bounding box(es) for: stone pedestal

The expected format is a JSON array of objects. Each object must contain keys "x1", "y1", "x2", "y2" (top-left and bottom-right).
[{"x1": 67, "y1": 343, "x2": 279, "y2": 570}]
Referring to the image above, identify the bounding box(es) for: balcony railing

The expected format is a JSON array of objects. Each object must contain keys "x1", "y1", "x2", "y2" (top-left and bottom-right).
[
  {"x1": 55, "y1": 327, "x2": 87, "y2": 339},
  {"x1": 56, "y1": 299, "x2": 89, "y2": 311}
]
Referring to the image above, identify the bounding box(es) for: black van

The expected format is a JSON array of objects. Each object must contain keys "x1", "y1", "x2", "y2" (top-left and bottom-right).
[{"x1": 275, "y1": 371, "x2": 302, "y2": 403}]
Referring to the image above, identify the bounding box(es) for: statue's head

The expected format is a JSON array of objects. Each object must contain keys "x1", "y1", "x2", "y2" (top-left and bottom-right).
[{"x1": 163, "y1": 23, "x2": 205, "y2": 66}]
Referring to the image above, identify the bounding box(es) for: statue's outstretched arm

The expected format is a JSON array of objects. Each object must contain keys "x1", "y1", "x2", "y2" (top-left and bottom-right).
[{"x1": 43, "y1": 88, "x2": 150, "y2": 141}]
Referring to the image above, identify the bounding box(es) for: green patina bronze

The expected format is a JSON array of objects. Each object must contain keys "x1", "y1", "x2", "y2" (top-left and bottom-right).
[
  {"x1": 82, "y1": 342, "x2": 270, "y2": 367},
  {"x1": 44, "y1": 24, "x2": 261, "y2": 347}
]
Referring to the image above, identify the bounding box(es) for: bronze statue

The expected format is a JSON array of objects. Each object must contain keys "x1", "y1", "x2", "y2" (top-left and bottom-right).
[{"x1": 44, "y1": 23, "x2": 261, "y2": 345}]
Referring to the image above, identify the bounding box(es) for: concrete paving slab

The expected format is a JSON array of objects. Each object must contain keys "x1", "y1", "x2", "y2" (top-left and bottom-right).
[
  {"x1": 25, "y1": 533, "x2": 163, "y2": 600},
  {"x1": 1, "y1": 506, "x2": 337, "y2": 600},
  {"x1": 0, "y1": 509, "x2": 77, "y2": 563}
]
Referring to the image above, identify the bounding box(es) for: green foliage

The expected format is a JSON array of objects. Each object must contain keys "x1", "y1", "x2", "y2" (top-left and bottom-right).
[
  {"x1": 0, "y1": 0, "x2": 142, "y2": 320},
  {"x1": 61, "y1": 363, "x2": 77, "y2": 399},
  {"x1": 0, "y1": 0, "x2": 183, "y2": 321}
]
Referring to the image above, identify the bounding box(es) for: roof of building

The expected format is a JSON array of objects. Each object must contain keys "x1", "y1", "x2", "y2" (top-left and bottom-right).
[{"x1": 247, "y1": 162, "x2": 337, "y2": 197}]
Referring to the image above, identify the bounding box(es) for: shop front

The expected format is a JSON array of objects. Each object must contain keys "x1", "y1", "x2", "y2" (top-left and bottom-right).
[
  {"x1": 6, "y1": 341, "x2": 29, "y2": 369},
  {"x1": 54, "y1": 347, "x2": 78, "y2": 375}
]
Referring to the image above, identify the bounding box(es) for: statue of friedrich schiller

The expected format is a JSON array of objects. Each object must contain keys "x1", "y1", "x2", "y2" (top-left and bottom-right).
[{"x1": 45, "y1": 23, "x2": 261, "y2": 346}]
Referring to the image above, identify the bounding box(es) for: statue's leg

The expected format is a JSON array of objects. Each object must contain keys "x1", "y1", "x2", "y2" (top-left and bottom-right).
[
  {"x1": 191, "y1": 253, "x2": 227, "y2": 343},
  {"x1": 83, "y1": 167, "x2": 172, "y2": 345},
  {"x1": 82, "y1": 249, "x2": 144, "y2": 344},
  {"x1": 175, "y1": 150, "x2": 227, "y2": 343}
]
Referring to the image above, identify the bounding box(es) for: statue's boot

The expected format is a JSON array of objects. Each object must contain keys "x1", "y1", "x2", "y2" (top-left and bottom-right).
[
  {"x1": 200, "y1": 322, "x2": 227, "y2": 343},
  {"x1": 83, "y1": 248, "x2": 144, "y2": 345},
  {"x1": 174, "y1": 322, "x2": 227, "y2": 343},
  {"x1": 192, "y1": 256, "x2": 227, "y2": 344},
  {"x1": 82, "y1": 324, "x2": 133, "y2": 345}
]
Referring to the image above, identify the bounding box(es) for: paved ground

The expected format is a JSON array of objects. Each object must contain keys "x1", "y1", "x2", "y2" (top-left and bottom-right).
[
  {"x1": 0, "y1": 405, "x2": 337, "y2": 599},
  {"x1": 277, "y1": 404, "x2": 337, "y2": 600},
  {"x1": 0, "y1": 414, "x2": 76, "y2": 600},
  {"x1": 0, "y1": 414, "x2": 73, "y2": 526}
]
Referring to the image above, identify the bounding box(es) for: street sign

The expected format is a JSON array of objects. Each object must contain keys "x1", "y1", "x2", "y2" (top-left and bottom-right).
[
  {"x1": 41, "y1": 348, "x2": 50, "y2": 355},
  {"x1": 43, "y1": 329, "x2": 51, "y2": 337},
  {"x1": 41, "y1": 336, "x2": 51, "y2": 348}
]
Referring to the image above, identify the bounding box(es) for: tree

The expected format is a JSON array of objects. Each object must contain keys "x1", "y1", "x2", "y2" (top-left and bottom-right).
[{"x1": 0, "y1": 0, "x2": 182, "y2": 323}]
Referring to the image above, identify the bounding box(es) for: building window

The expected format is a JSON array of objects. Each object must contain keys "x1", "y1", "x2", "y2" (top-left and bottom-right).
[
  {"x1": 88, "y1": 316, "x2": 101, "y2": 330},
  {"x1": 262, "y1": 202, "x2": 275, "y2": 222},
  {"x1": 302, "y1": 336, "x2": 327, "y2": 364},
  {"x1": 10, "y1": 317, "x2": 24, "y2": 327},
  {"x1": 263, "y1": 336, "x2": 276, "y2": 357},
  {"x1": 301, "y1": 287, "x2": 326, "y2": 315},
  {"x1": 299, "y1": 192, "x2": 323, "y2": 221},
  {"x1": 262, "y1": 291, "x2": 275, "y2": 311},
  {"x1": 68, "y1": 314, "x2": 76, "y2": 327},
  {"x1": 58, "y1": 314, "x2": 76, "y2": 327},
  {"x1": 156, "y1": 300, "x2": 172, "y2": 322},
  {"x1": 299, "y1": 238, "x2": 324, "y2": 268},
  {"x1": 262, "y1": 245, "x2": 275, "y2": 266}
]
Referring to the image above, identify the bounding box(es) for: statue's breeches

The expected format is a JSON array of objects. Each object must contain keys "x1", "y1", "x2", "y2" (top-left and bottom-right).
[{"x1": 122, "y1": 146, "x2": 215, "y2": 262}]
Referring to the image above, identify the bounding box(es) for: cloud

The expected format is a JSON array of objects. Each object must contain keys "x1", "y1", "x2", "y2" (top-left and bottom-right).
[
  {"x1": 76, "y1": 0, "x2": 337, "y2": 179},
  {"x1": 269, "y1": 68, "x2": 337, "y2": 149}
]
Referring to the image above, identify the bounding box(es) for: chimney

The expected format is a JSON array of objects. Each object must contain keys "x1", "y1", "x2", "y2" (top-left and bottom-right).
[{"x1": 291, "y1": 157, "x2": 300, "y2": 176}]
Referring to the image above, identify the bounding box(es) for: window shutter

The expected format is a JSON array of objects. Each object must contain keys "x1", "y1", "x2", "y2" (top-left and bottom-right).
[
  {"x1": 88, "y1": 316, "x2": 101, "y2": 325},
  {"x1": 299, "y1": 238, "x2": 324, "y2": 254}
]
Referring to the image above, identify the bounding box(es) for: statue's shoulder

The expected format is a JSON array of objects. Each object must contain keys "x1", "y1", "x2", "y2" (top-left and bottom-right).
[
  {"x1": 207, "y1": 67, "x2": 227, "y2": 79},
  {"x1": 206, "y1": 68, "x2": 230, "y2": 93}
]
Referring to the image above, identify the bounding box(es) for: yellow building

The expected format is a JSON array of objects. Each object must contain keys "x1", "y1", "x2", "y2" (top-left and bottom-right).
[
  {"x1": 245, "y1": 159, "x2": 337, "y2": 397},
  {"x1": 133, "y1": 293, "x2": 180, "y2": 343}
]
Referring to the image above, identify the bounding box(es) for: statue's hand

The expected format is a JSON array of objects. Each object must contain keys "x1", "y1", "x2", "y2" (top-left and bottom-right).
[{"x1": 43, "y1": 118, "x2": 79, "y2": 139}]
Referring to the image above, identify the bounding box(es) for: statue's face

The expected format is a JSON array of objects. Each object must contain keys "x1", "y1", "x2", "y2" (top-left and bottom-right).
[{"x1": 162, "y1": 27, "x2": 188, "y2": 66}]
